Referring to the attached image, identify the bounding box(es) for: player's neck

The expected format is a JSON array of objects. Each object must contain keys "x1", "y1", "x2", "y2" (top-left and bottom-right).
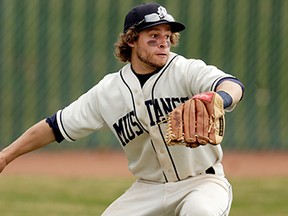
[
  {"x1": 131, "y1": 63, "x2": 157, "y2": 75},
  {"x1": 131, "y1": 67, "x2": 160, "y2": 87}
]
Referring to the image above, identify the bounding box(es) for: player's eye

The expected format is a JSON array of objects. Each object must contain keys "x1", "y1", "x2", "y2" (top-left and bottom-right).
[
  {"x1": 165, "y1": 35, "x2": 171, "y2": 40},
  {"x1": 151, "y1": 34, "x2": 158, "y2": 39}
]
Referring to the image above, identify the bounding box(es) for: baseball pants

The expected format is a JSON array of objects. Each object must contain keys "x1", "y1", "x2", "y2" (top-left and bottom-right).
[{"x1": 101, "y1": 174, "x2": 233, "y2": 216}]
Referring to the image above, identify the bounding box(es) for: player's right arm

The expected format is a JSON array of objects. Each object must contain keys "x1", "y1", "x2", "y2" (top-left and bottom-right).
[{"x1": 0, "y1": 119, "x2": 56, "y2": 173}]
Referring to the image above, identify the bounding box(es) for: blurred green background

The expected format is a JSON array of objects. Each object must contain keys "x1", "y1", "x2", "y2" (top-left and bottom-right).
[{"x1": 0, "y1": 0, "x2": 287, "y2": 150}]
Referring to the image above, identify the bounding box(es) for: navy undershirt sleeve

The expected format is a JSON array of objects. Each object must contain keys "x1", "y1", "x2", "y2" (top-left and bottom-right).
[{"x1": 46, "y1": 113, "x2": 65, "y2": 143}]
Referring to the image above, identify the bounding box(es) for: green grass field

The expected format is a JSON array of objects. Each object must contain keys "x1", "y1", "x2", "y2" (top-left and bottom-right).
[{"x1": 0, "y1": 176, "x2": 287, "y2": 216}]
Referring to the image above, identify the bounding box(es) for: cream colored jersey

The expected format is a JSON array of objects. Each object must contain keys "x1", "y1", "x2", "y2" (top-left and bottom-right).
[{"x1": 56, "y1": 52, "x2": 235, "y2": 183}]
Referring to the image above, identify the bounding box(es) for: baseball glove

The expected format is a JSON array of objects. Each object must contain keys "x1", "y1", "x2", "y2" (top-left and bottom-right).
[{"x1": 165, "y1": 92, "x2": 225, "y2": 148}]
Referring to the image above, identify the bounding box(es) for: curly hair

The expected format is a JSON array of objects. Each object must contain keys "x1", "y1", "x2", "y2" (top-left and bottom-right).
[{"x1": 114, "y1": 28, "x2": 180, "y2": 63}]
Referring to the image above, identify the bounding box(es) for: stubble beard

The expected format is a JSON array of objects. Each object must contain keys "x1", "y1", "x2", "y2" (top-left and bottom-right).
[{"x1": 136, "y1": 49, "x2": 166, "y2": 71}]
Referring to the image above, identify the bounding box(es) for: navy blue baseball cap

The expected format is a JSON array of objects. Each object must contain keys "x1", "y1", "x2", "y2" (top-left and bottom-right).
[{"x1": 123, "y1": 3, "x2": 185, "y2": 33}]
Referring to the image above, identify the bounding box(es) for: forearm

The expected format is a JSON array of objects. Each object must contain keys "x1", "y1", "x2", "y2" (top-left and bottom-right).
[
  {"x1": 0, "y1": 120, "x2": 56, "y2": 169},
  {"x1": 216, "y1": 80, "x2": 243, "y2": 107}
]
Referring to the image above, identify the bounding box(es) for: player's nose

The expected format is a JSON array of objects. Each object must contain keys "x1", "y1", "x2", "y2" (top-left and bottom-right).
[{"x1": 158, "y1": 37, "x2": 170, "y2": 49}]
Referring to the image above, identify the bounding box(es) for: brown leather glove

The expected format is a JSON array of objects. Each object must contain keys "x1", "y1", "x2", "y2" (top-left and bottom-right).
[{"x1": 166, "y1": 92, "x2": 225, "y2": 148}]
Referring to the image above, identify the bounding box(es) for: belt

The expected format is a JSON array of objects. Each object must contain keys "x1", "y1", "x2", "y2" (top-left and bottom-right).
[{"x1": 205, "y1": 166, "x2": 215, "y2": 175}]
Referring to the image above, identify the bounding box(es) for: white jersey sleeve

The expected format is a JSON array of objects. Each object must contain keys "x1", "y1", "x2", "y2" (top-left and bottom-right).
[
  {"x1": 173, "y1": 55, "x2": 235, "y2": 95},
  {"x1": 56, "y1": 82, "x2": 105, "y2": 142}
]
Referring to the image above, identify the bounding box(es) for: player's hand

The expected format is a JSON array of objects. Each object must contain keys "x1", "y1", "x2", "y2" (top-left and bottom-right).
[{"x1": 0, "y1": 152, "x2": 8, "y2": 173}]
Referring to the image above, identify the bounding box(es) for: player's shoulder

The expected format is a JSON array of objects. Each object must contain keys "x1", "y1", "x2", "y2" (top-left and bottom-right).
[
  {"x1": 172, "y1": 52, "x2": 206, "y2": 66},
  {"x1": 169, "y1": 53, "x2": 208, "y2": 72},
  {"x1": 96, "y1": 65, "x2": 130, "y2": 90},
  {"x1": 99, "y1": 69, "x2": 123, "y2": 83}
]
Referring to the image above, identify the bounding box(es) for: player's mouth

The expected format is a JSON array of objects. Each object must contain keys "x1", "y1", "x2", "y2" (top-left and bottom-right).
[{"x1": 156, "y1": 53, "x2": 168, "y2": 58}]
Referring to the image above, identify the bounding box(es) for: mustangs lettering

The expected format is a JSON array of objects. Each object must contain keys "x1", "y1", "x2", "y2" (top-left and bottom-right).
[{"x1": 113, "y1": 96, "x2": 189, "y2": 146}]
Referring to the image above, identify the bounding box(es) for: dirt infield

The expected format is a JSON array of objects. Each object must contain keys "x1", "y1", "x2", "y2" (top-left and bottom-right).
[{"x1": 2, "y1": 150, "x2": 288, "y2": 178}]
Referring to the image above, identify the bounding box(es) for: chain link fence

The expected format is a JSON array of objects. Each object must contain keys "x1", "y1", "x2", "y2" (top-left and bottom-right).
[{"x1": 0, "y1": 0, "x2": 287, "y2": 150}]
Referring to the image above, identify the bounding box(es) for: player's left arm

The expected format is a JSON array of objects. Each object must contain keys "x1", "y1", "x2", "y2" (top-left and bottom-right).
[
  {"x1": 0, "y1": 120, "x2": 56, "y2": 173},
  {"x1": 215, "y1": 79, "x2": 244, "y2": 111}
]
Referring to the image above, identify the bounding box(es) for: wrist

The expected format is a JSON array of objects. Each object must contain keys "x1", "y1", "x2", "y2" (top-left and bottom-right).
[
  {"x1": 0, "y1": 151, "x2": 8, "y2": 173},
  {"x1": 216, "y1": 91, "x2": 233, "y2": 109}
]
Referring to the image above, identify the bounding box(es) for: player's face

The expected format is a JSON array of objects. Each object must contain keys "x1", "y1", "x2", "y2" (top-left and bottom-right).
[{"x1": 130, "y1": 24, "x2": 172, "y2": 74}]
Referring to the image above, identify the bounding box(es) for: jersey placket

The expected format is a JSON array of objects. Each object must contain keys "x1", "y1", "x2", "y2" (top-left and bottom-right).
[{"x1": 149, "y1": 128, "x2": 180, "y2": 182}]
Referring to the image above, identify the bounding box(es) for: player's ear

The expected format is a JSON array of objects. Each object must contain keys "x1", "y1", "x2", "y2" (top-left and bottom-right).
[
  {"x1": 127, "y1": 41, "x2": 135, "y2": 47},
  {"x1": 125, "y1": 29, "x2": 139, "y2": 48}
]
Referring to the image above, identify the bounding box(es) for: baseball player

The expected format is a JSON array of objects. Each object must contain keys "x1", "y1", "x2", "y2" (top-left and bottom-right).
[{"x1": 0, "y1": 3, "x2": 244, "y2": 216}]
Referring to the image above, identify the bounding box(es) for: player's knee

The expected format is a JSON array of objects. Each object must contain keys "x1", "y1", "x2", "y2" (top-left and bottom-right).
[
  {"x1": 179, "y1": 208, "x2": 214, "y2": 216},
  {"x1": 178, "y1": 202, "x2": 215, "y2": 216}
]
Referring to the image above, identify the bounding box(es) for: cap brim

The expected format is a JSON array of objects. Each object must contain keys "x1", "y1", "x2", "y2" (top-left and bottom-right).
[{"x1": 137, "y1": 20, "x2": 185, "y2": 32}]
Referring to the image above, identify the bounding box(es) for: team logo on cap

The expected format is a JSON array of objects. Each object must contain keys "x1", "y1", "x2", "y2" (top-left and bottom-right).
[{"x1": 157, "y1": 6, "x2": 168, "y2": 19}]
